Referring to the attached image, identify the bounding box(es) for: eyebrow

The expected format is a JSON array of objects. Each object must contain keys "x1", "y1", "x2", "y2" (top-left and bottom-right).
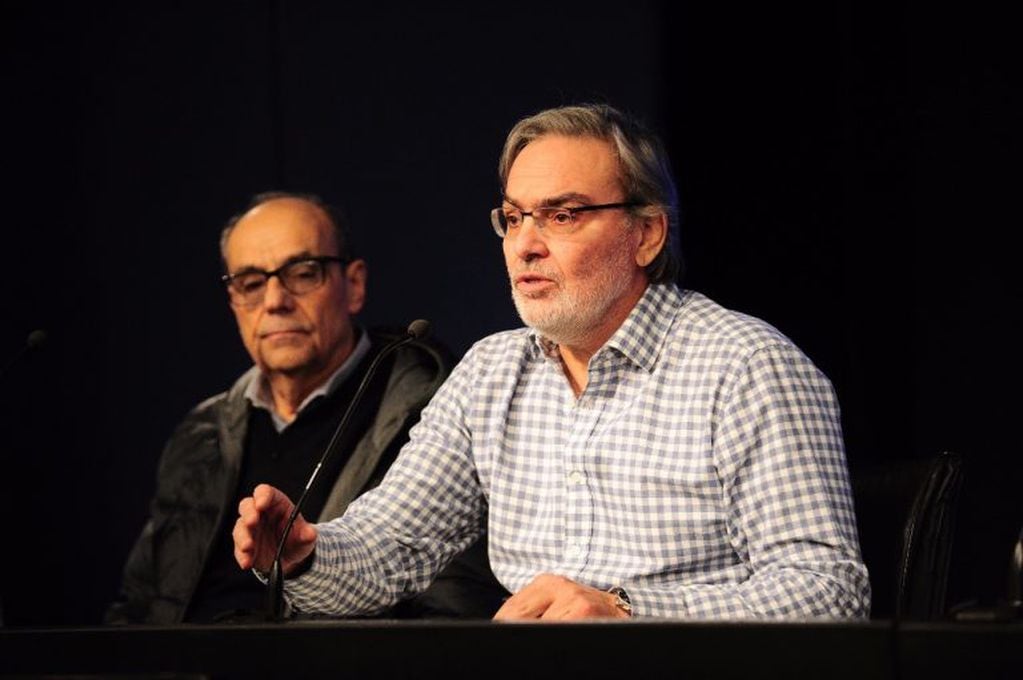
[
  {"x1": 229, "y1": 250, "x2": 320, "y2": 275},
  {"x1": 502, "y1": 192, "x2": 595, "y2": 209}
]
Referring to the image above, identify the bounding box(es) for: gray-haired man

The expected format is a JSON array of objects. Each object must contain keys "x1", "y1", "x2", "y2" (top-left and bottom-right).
[{"x1": 234, "y1": 105, "x2": 870, "y2": 621}]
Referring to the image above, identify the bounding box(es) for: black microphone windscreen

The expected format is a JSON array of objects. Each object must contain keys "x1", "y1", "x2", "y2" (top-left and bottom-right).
[
  {"x1": 407, "y1": 319, "x2": 431, "y2": 340},
  {"x1": 26, "y1": 329, "x2": 48, "y2": 350}
]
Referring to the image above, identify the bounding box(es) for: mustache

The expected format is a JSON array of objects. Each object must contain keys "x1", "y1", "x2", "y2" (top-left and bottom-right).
[{"x1": 510, "y1": 265, "x2": 560, "y2": 281}]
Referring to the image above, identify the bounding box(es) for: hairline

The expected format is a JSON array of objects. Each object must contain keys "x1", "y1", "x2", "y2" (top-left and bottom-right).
[{"x1": 219, "y1": 191, "x2": 353, "y2": 268}]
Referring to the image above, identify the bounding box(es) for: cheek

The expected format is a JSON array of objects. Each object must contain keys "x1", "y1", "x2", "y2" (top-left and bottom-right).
[
  {"x1": 233, "y1": 310, "x2": 261, "y2": 359},
  {"x1": 544, "y1": 245, "x2": 578, "y2": 277},
  {"x1": 304, "y1": 294, "x2": 344, "y2": 341},
  {"x1": 571, "y1": 253, "x2": 600, "y2": 280},
  {"x1": 319, "y1": 314, "x2": 354, "y2": 354},
  {"x1": 233, "y1": 308, "x2": 258, "y2": 338}
]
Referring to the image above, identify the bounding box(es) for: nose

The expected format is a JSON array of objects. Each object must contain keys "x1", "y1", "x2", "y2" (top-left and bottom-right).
[
  {"x1": 506, "y1": 214, "x2": 549, "y2": 262},
  {"x1": 262, "y1": 275, "x2": 296, "y2": 312}
]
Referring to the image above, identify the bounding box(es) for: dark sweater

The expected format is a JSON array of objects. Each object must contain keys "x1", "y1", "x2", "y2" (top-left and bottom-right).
[{"x1": 185, "y1": 351, "x2": 391, "y2": 623}]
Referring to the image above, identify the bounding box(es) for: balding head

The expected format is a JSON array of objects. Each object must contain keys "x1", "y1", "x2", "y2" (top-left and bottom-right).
[{"x1": 220, "y1": 191, "x2": 354, "y2": 265}]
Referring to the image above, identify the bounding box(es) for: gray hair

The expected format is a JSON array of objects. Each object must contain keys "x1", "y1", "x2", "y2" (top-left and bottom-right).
[
  {"x1": 219, "y1": 191, "x2": 354, "y2": 265},
  {"x1": 498, "y1": 104, "x2": 681, "y2": 283}
]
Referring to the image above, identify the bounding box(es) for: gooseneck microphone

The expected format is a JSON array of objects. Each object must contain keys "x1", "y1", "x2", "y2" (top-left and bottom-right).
[{"x1": 266, "y1": 319, "x2": 431, "y2": 621}]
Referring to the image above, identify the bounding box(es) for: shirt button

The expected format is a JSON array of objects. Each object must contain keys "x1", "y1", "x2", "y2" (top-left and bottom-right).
[
  {"x1": 568, "y1": 470, "x2": 585, "y2": 485},
  {"x1": 567, "y1": 543, "x2": 583, "y2": 557}
]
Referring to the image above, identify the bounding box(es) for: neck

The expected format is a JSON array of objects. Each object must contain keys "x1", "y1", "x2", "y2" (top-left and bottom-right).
[
  {"x1": 557, "y1": 279, "x2": 649, "y2": 397},
  {"x1": 266, "y1": 344, "x2": 355, "y2": 423}
]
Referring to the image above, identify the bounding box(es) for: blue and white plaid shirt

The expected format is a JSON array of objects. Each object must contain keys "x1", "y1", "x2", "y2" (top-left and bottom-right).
[{"x1": 286, "y1": 283, "x2": 870, "y2": 618}]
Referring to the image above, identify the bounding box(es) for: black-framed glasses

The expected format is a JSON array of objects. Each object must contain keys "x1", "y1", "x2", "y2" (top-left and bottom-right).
[
  {"x1": 490, "y1": 201, "x2": 641, "y2": 238},
  {"x1": 222, "y1": 256, "x2": 348, "y2": 307}
]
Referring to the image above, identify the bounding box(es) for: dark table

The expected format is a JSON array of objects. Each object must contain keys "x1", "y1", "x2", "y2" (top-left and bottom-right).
[{"x1": 1, "y1": 619, "x2": 1019, "y2": 679}]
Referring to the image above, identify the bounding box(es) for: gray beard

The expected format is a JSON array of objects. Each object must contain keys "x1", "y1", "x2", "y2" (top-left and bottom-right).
[{"x1": 510, "y1": 264, "x2": 633, "y2": 348}]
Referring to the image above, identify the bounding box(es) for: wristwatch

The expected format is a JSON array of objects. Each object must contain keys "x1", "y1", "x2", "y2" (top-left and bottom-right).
[{"x1": 607, "y1": 585, "x2": 633, "y2": 616}]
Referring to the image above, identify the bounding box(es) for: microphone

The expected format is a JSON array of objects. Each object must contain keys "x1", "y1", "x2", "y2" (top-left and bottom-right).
[
  {"x1": 266, "y1": 319, "x2": 431, "y2": 620},
  {"x1": 1, "y1": 329, "x2": 48, "y2": 383},
  {"x1": 1009, "y1": 527, "x2": 1022, "y2": 609}
]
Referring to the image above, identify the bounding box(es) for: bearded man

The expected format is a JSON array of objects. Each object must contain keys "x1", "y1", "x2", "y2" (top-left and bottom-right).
[{"x1": 233, "y1": 105, "x2": 870, "y2": 621}]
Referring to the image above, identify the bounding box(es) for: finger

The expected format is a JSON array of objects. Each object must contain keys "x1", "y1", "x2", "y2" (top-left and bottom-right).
[
  {"x1": 536, "y1": 592, "x2": 583, "y2": 621},
  {"x1": 295, "y1": 521, "x2": 318, "y2": 545},
  {"x1": 257, "y1": 485, "x2": 300, "y2": 531},
  {"x1": 232, "y1": 519, "x2": 254, "y2": 569},
  {"x1": 494, "y1": 596, "x2": 534, "y2": 621},
  {"x1": 279, "y1": 521, "x2": 317, "y2": 572},
  {"x1": 234, "y1": 546, "x2": 252, "y2": 570},
  {"x1": 232, "y1": 516, "x2": 253, "y2": 551},
  {"x1": 493, "y1": 587, "x2": 553, "y2": 621},
  {"x1": 253, "y1": 484, "x2": 276, "y2": 511},
  {"x1": 238, "y1": 496, "x2": 258, "y2": 525},
  {"x1": 537, "y1": 591, "x2": 623, "y2": 621},
  {"x1": 538, "y1": 599, "x2": 590, "y2": 621}
]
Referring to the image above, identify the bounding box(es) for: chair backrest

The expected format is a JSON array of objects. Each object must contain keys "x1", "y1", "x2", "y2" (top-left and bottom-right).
[{"x1": 850, "y1": 451, "x2": 963, "y2": 620}]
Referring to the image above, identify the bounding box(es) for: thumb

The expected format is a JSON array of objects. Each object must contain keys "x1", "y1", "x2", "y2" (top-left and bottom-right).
[{"x1": 295, "y1": 520, "x2": 318, "y2": 545}]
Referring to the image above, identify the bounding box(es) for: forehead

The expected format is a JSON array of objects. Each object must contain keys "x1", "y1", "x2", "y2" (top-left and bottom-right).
[
  {"x1": 224, "y1": 198, "x2": 337, "y2": 270},
  {"x1": 505, "y1": 135, "x2": 621, "y2": 204}
]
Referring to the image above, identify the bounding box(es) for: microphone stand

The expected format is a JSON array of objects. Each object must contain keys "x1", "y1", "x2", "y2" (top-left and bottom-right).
[{"x1": 266, "y1": 321, "x2": 430, "y2": 621}]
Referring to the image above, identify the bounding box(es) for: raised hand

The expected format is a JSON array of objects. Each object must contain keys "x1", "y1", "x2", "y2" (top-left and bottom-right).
[{"x1": 233, "y1": 483, "x2": 318, "y2": 574}]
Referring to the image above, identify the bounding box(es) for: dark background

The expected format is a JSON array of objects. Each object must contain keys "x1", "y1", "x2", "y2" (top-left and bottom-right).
[{"x1": 1, "y1": 2, "x2": 1017, "y2": 625}]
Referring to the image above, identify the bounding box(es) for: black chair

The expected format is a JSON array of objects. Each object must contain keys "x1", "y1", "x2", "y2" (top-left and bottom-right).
[{"x1": 850, "y1": 451, "x2": 963, "y2": 620}]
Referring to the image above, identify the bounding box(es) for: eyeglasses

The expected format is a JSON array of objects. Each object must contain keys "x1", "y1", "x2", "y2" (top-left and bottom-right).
[
  {"x1": 490, "y1": 201, "x2": 641, "y2": 238},
  {"x1": 222, "y1": 256, "x2": 348, "y2": 308}
]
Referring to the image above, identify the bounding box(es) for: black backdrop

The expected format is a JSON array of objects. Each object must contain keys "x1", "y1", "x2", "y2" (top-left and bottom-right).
[{"x1": 1, "y1": 2, "x2": 1017, "y2": 625}]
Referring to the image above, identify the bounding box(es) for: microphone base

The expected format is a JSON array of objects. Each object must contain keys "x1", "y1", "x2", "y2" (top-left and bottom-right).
[{"x1": 265, "y1": 560, "x2": 285, "y2": 622}]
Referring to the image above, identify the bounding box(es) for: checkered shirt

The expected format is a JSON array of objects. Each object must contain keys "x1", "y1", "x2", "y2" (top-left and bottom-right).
[{"x1": 285, "y1": 283, "x2": 870, "y2": 619}]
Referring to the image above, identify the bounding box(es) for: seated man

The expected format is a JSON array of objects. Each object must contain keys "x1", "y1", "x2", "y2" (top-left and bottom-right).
[
  {"x1": 234, "y1": 106, "x2": 871, "y2": 620},
  {"x1": 107, "y1": 192, "x2": 507, "y2": 624}
]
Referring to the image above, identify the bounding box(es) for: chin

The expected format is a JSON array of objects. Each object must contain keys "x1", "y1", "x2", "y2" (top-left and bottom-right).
[
  {"x1": 515, "y1": 298, "x2": 607, "y2": 347},
  {"x1": 261, "y1": 350, "x2": 317, "y2": 374},
  {"x1": 513, "y1": 288, "x2": 555, "y2": 314},
  {"x1": 512, "y1": 297, "x2": 545, "y2": 328},
  {"x1": 514, "y1": 305, "x2": 573, "y2": 342}
]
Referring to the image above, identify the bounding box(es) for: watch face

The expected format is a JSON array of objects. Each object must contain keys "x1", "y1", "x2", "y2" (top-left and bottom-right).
[{"x1": 608, "y1": 586, "x2": 633, "y2": 614}]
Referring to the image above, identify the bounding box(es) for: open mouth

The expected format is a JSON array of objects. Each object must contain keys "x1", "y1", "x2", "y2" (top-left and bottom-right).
[{"x1": 515, "y1": 274, "x2": 555, "y2": 294}]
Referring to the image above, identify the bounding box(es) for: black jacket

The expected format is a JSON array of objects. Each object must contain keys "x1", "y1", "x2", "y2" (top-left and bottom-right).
[{"x1": 107, "y1": 329, "x2": 507, "y2": 624}]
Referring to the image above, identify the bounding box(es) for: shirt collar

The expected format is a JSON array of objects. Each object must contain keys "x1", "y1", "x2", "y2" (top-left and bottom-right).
[
  {"x1": 244, "y1": 329, "x2": 372, "y2": 432},
  {"x1": 527, "y1": 282, "x2": 685, "y2": 373},
  {"x1": 604, "y1": 282, "x2": 683, "y2": 373}
]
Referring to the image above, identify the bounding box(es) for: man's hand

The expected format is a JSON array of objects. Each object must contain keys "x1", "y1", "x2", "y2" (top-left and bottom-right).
[
  {"x1": 493, "y1": 573, "x2": 631, "y2": 621},
  {"x1": 233, "y1": 483, "x2": 317, "y2": 575}
]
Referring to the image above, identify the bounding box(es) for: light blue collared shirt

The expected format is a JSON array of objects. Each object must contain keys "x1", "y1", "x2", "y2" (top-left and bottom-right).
[
  {"x1": 286, "y1": 284, "x2": 869, "y2": 619},
  {"x1": 243, "y1": 330, "x2": 372, "y2": 432}
]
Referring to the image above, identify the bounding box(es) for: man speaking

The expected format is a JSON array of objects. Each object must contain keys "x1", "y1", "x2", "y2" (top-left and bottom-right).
[{"x1": 234, "y1": 107, "x2": 869, "y2": 620}]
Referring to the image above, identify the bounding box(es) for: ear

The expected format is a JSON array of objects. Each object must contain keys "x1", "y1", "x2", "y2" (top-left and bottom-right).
[
  {"x1": 343, "y1": 259, "x2": 368, "y2": 315},
  {"x1": 634, "y1": 212, "x2": 668, "y2": 269}
]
